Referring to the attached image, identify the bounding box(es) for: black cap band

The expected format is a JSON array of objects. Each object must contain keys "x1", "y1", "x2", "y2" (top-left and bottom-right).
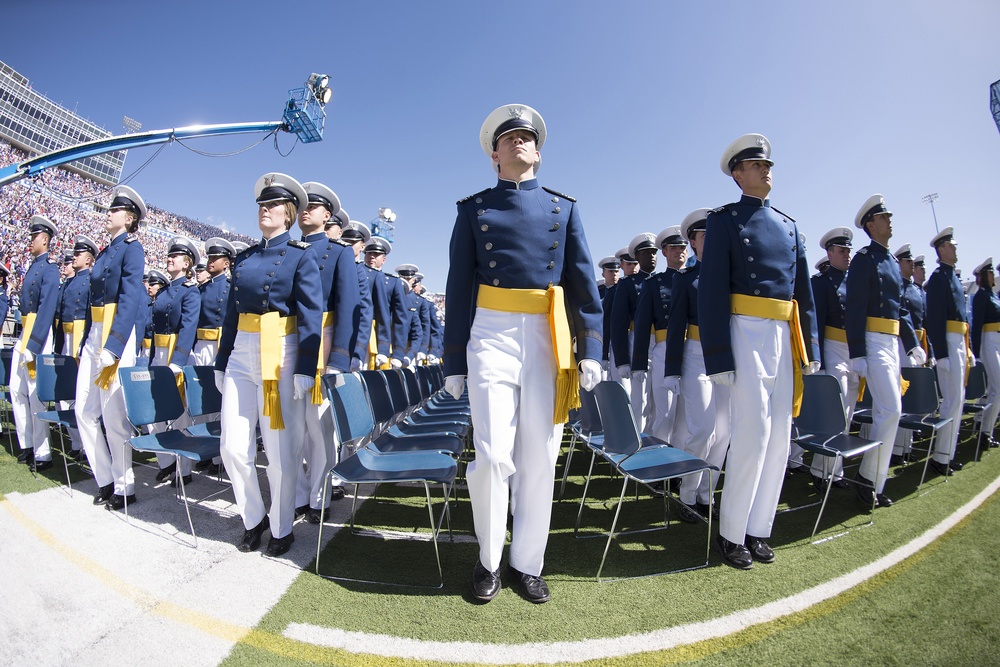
[
  {"x1": 110, "y1": 195, "x2": 139, "y2": 216},
  {"x1": 256, "y1": 186, "x2": 299, "y2": 208},
  {"x1": 862, "y1": 203, "x2": 890, "y2": 226},
  {"x1": 307, "y1": 193, "x2": 335, "y2": 212},
  {"x1": 168, "y1": 243, "x2": 196, "y2": 260},
  {"x1": 825, "y1": 236, "x2": 852, "y2": 249},
  {"x1": 660, "y1": 235, "x2": 685, "y2": 247},
  {"x1": 728, "y1": 147, "x2": 772, "y2": 172},
  {"x1": 29, "y1": 223, "x2": 52, "y2": 235},
  {"x1": 896, "y1": 250, "x2": 913, "y2": 259},
  {"x1": 686, "y1": 221, "x2": 707, "y2": 238},
  {"x1": 634, "y1": 241, "x2": 657, "y2": 253},
  {"x1": 206, "y1": 244, "x2": 233, "y2": 258},
  {"x1": 933, "y1": 234, "x2": 954, "y2": 248},
  {"x1": 492, "y1": 118, "x2": 538, "y2": 150}
]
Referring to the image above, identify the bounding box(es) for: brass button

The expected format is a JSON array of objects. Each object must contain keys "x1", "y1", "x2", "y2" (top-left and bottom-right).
[
  {"x1": 744, "y1": 238, "x2": 750, "y2": 245},
  {"x1": 481, "y1": 224, "x2": 488, "y2": 232},
  {"x1": 552, "y1": 223, "x2": 560, "y2": 230},
  {"x1": 553, "y1": 207, "x2": 561, "y2": 213},
  {"x1": 477, "y1": 209, "x2": 485, "y2": 216},
  {"x1": 548, "y1": 261, "x2": 555, "y2": 269},
  {"x1": 492, "y1": 279, "x2": 500, "y2": 286},
  {"x1": 475, "y1": 197, "x2": 483, "y2": 204},
  {"x1": 551, "y1": 241, "x2": 559, "y2": 249},
  {"x1": 551, "y1": 197, "x2": 559, "y2": 203},
  {"x1": 489, "y1": 260, "x2": 496, "y2": 268},
  {"x1": 748, "y1": 256, "x2": 754, "y2": 262},
  {"x1": 485, "y1": 242, "x2": 493, "y2": 250}
]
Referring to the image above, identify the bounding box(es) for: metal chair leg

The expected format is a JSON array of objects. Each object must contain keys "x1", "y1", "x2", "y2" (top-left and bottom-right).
[
  {"x1": 574, "y1": 450, "x2": 599, "y2": 535},
  {"x1": 596, "y1": 476, "x2": 630, "y2": 581}
]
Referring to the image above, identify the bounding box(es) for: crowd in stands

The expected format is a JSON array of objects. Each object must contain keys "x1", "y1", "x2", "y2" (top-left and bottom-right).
[{"x1": 1, "y1": 138, "x2": 254, "y2": 298}]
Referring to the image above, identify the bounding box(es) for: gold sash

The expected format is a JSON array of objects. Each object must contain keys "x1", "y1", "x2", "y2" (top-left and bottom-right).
[
  {"x1": 654, "y1": 328, "x2": 667, "y2": 343},
  {"x1": 312, "y1": 311, "x2": 336, "y2": 404},
  {"x1": 478, "y1": 284, "x2": 579, "y2": 424},
  {"x1": 866, "y1": 317, "x2": 899, "y2": 336},
  {"x1": 824, "y1": 326, "x2": 848, "y2": 344},
  {"x1": 19, "y1": 312, "x2": 37, "y2": 379},
  {"x1": 984, "y1": 323, "x2": 1000, "y2": 334},
  {"x1": 238, "y1": 312, "x2": 297, "y2": 429},
  {"x1": 91, "y1": 304, "x2": 120, "y2": 390},
  {"x1": 946, "y1": 320, "x2": 973, "y2": 385},
  {"x1": 730, "y1": 294, "x2": 808, "y2": 417},
  {"x1": 687, "y1": 324, "x2": 700, "y2": 341},
  {"x1": 196, "y1": 327, "x2": 221, "y2": 340}
]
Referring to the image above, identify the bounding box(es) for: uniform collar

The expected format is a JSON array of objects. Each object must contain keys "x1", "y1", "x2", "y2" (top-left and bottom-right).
[
  {"x1": 937, "y1": 261, "x2": 956, "y2": 273},
  {"x1": 170, "y1": 276, "x2": 186, "y2": 286},
  {"x1": 302, "y1": 231, "x2": 327, "y2": 243},
  {"x1": 32, "y1": 251, "x2": 50, "y2": 264},
  {"x1": 868, "y1": 240, "x2": 889, "y2": 254},
  {"x1": 210, "y1": 272, "x2": 227, "y2": 283},
  {"x1": 828, "y1": 266, "x2": 845, "y2": 279},
  {"x1": 76, "y1": 268, "x2": 91, "y2": 277},
  {"x1": 739, "y1": 194, "x2": 770, "y2": 207},
  {"x1": 496, "y1": 177, "x2": 539, "y2": 191},
  {"x1": 636, "y1": 269, "x2": 651, "y2": 279},
  {"x1": 262, "y1": 231, "x2": 290, "y2": 248}
]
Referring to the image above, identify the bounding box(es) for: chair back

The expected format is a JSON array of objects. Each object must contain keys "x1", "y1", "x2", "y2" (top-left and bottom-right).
[
  {"x1": 902, "y1": 366, "x2": 940, "y2": 415},
  {"x1": 118, "y1": 365, "x2": 185, "y2": 428},
  {"x1": 415, "y1": 365, "x2": 435, "y2": 398},
  {"x1": 592, "y1": 381, "x2": 642, "y2": 456},
  {"x1": 794, "y1": 374, "x2": 847, "y2": 434},
  {"x1": 855, "y1": 381, "x2": 873, "y2": 411},
  {"x1": 383, "y1": 369, "x2": 411, "y2": 413},
  {"x1": 965, "y1": 362, "x2": 988, "y2": 401},
  {"x1": 427, "y1": 365, "x2": 444, "y2": 391},
  {"x1": 35, "y1": 354, "x2": 78, "y2": 403},
  {"x1": 578, "y1": 387, "x2": 603, "y2": 435},
  {"x1": 360, "y1": 370, "x2": 396, "y2": 427},
  {"x1": 0, "y1": 347, "x2": 11, "y2": 386},
  {"x1": 402, "y1": 368, "x2": 425, "y2": 405},
  {"x1": 183, "y1": 365, "x2": 222, "y2": 417},
  {"x1": 323, "y1": 372, "x2": 376, "y2": 449}
]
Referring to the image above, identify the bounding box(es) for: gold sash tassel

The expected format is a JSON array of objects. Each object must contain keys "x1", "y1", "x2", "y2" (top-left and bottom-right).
[
  {"x1": 90, "y1": 304, "x2": 121, "y2": 390},
  {"x1": 19, "y1": 312, "x2": 37, "y2": 379},
  {"x1": 946, "y1": 320, "x2": 973, "y2": 386},
  {"x1": 686, "y1": 324, "x2": 700, "y2": 341},
  {"x1": 238, "y1": 312, "x2": 297, "y2": 430},
  {"x1": 312, "y1": 311, "x2": 336, "y2": 405}
]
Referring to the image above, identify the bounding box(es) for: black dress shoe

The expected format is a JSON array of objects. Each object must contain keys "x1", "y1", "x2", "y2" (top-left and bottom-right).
[
  {"x1": 745, "y1": 535, "x2": 775, "y2": 563},
  {"x1": 470, "y1": 561, "x2": 501, "y2": 602},
  {"x1": 155, "y1": 462, "x2": 177, "y2": 482},
  {"x1": 949, "y1": 460, "x2": 964, "y2": 472},
  {"x1": 105, "y1": 494, "x2": 136, "y2": 511},
  {"x1": 305, "y1": 507, "x2": 326, "y2": 524},
  {"x1": 876, "y1": 493, "x2": 894, "y2": 508},
  {"x1": 832, "y1": 478, "x2": 851, "y2": 490},
  {"x1": 507, "y1": 565, "x2": 551, "y2": 603},
  {"x1": 294, "y1": 504, "x2": 309, "y2": 518},
  {"x1": 266, "y1": 531, "x2": 295, "y2": 557},
  {"x1": 170, "y1": 474, "x2": 193, "y2": 488},
  {"x1": 786, "y1": 463, "x2": 807, "y2": 475},
  {"x1": 717, "y1": 535, "x2": 753, "y2": 570},
  {"x1": 812, "y1": 476, "x2": 829, "y2": 494},
  {"x1": 32, "y1": 459, "x2": 54, "y2": 472},
  {"x1": 93, "y1": 483, "x2": 114, "y2": 505},
  {"x1": 854, "y1": 472, "x2": 876, "y2": 505},
  {"x1": 16, "y1": 449, "x2": 33, "y2": 465},
  {"x1": 238, "y1": 516, "x2": 270, "y2": 552},
  {"x1": 677, "y1": 502, "x2": 702, "y2": 524},
  {"x1": 929, "y1": 459, "x2": 953, "y2": 477},
  {"x1": 890, "y1": 454, "x2": 904, "y2": 466},
  {"x1": 194, "y1": 460, "x2": 212, "y2": 471},
  {"x1": 330, "y1": 486, "x2": 346, "y2": 501},
  {"x1": 695, "y1": 501, "x2": 718, "y2": 519}
]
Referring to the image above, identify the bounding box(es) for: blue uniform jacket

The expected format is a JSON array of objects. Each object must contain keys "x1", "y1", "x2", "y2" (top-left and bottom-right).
[
  {"x1": 601, "y1": 283, "x2": 618, "y2": 362},
  {"x1": 364, "y1": 266, "x2": 408, "y2": 360},
  {"x1": 971, "y1": 286, "x2": 1000, "y2": 358},
  {"x1": 631, "y1": 268, "x2": 678, "y2": 372},
  {"x1": 664, "y1": 263, "x2": 700, "y2": 378},
  {"x1": 54, "y1": 268, "x2": 91, "y2": 356},
  {"x1": 198, "y1": 273, "x2": 230, "y2": 330},
  {"x1": 812, "y1": 267, "x2": 847, "y2": 369},
  {"x1": 19, "y1": 252, "x2": 61, "y2": 354},
  {"x1": 429, "y1": 301, "x2": 444, "y2": 358},
  {"x1": 353, "y1": 262, "x2": 373, "y2": 361},
  {"x1": 0, "y1": 291, "x2": 8, "y2": 331},
  {"x1": 151, "y1": 277, "x2": 201, "y2": 366},
  {"x1": 216, "y1": 231, "x2": 322, "y2": 378},
  {"x1": 698, "y1": 195, "x2": 819, "y2": 376},
  {"x1": 141, "y1": 299, "x2": 153, "y2": 347},
  {"x1": 403, "y1": 287, "x2": 424, "y2": 357},
  {"x1": 924, "y1": 262, "x2": 967, "y2": 361},
  {"x1": 443, "y1": 177, "x2": 603, "y2": 377},
  {"x1": 303, "y1": 232, "x2": 360, "y2": 372},
  {"x1": 85, "y1": 233, "x2": 145, "y2": 359},
  {"x1": 845, "y1": 241, "x2": 918, "y2": 359},
  {"x1": 901, "y1": 278, "x2": 925, "y2": 333},
  {"x1": 609, "y1": 270, "x2": 651, "y2": 367},
  {"x1": 416, "y1": 294, "x2": 433, "y2": 356}
]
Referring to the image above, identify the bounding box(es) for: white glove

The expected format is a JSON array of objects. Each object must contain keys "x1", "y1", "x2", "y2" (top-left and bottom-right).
[
  {"x1": 907, "y1": 347, "x2": 927, "y2": 366},
  {"x1": 444, "y1": 375, "x2": 465, "y2": 400},
  {"x1": 709, "y1": 371, "x2": 735, "y2": 386},
  {"x1": 417, "y1": 352, "x2": 426, "y2": 362},
  {"x1": 579, "y1": 359, "x2": 602, "y2": 392},
  {"x1": 937, "y1": 357, "x2": 951, "y2": 374},
  {"x1": 850, "y1": 357, "x2": 867, "y2": 378},
  {"x1": 390, "y1": 358, "x2": 403, "y2": 369},
  {"x1": 349, "y1": 357, "x2": 362, "y2": 372},
  {"x1": 665, "y1": 376, "x2": 681, "y2": 393},
  {"x1": 403, "y1": 356, "x2": 413, "y2": 368},
  {"x1": 631, "y1": 370, "x2": 646, "y2": 385},
  {"x1": 427, "y1": 354, "x2": 438, "y2": 364},
  {"x1": 324, "y1": 365, "x2": 341, "y2": 376},
  {"x1": 375, "y1": 354, "x2": 388, "y2": 367},
  {"x1": 293, "y1": 374, "x2": 315, "y2": 400},
  {"x1": 927, "y1": 356, "x2": 936, "y2": 368},
  {"x1": 97, "y1": 349, "x2": 118, "y2": 371},
  {"x1": 168, "y1": 363, "x2": 183, "y2": 375},
  {"x1": 970, "y1": 354, "x2": 978, "y2": 368},
  {"x1": 617, "y1": 364, "x2": 631, "y2": 379},
  {"x1": 802, "y1": 360, "x2": 821, "y2": 375},
  {"x1": 601, "y1": 359, "x2": 610, "y2": 372},
  {"x1": 214, "y1": 370, "x2": 225, "y2": 394},
  {"x1": 21, "y1": 349, "x2": 34, "y2": 365}
]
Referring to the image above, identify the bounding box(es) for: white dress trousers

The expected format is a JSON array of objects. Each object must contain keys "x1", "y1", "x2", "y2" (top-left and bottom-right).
[
  {"x1": 190, "y1": 339, "x2": 218, "y2": 367},
  {"x1": 858, "y1": 331, "x2": 902, "y2": 493},
  {"x1": 892, "y1": 338, "x2": 915, "y2": 456},
  {"x1": 75, "y1": 322, "x2": 138, "y2": 495},
  {"x1": 11, "y1": 334, "x2": 53, "y2": 460},
  {"x1": 720, "y1": 314, "x2": 793, "y2": 543},
  {"x1": 647, "y1": 338, "x2": 680, "y2": 444},
  {"x1": 58, "y1": 328, "x2": 84, "y2": 452},
  {"x1": 466, "y1": 307, "x2": 561, "y2": 577},
  {"x1": 220, "y1": 330, "x2": 307, "y2": 539},
  {"x1": 295, "y1": 323, "x2": 343, "y2": 511},
  {"x1": 933, "y1": 331, "x2": 967, "y2": 464},
  {"x1": 980, "y1": 331, "x2": 1000, "y2": 437},
  {"x1": 679, "y1": 338, "x2": 730, "y2": 506},
  {"x1": 810, "y1": 338, "x2": 857, "y2": 480}
]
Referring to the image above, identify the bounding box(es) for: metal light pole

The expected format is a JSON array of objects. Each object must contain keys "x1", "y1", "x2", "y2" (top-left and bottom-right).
[{"x1": 922, "y1": 193, "x2": 940, "y2": 233}]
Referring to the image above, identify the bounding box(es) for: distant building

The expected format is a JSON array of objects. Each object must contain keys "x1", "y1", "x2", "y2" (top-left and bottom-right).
[{"x1": 0, "y1": 59, "x2": 124, "y2": 185}]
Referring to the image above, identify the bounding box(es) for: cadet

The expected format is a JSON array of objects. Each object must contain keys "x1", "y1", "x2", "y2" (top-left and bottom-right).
[
  {"x1": 195, "y1": 261, "x2": 211, "y2": 286},
  {"x1": 890, "y1": 243, "x2": 925, "y2": 462},
  {"x1": 295, "y1": 181, "x2": 359, "y2": 521},
  {"x1": 632, "y1": 225, "x2": 688, "y2": 444},
  {"x1": 325, "y1": 207, "x2": 350, "y2": 241},
  {"x1": 924, "y1": 227, "x2": 970, "y2": 477},
  {"x1": 611, "y1": 232, "x2": 658, "y2": 429},
  {"x1": 0, "y1": 263, "x2": 9, "y2": 338},
  {"x1": 599, "y1": 254, "x2": 621, "y2": 377},
  {"x1": 76, "y1": 186, "x2": 147, "y2": 508},
  {"x1": 364, "y1": 236, "x2": 408, "y2": 368},
  {"x1": 808, "y1": 227, "x2": 857, "y2": 491},
  {"x1": 149, "y1": 237, "x2": 202, "y2": 487},
  {"x1": 699, "y1": 134, "x2": 819, "y2": 569},
  {"x1": 139, "y1": 270, "x2": 167, "y2": 365},
  {"x1": 814, "y1": 257, "x2": 831, "y2": 276},
  {"x1": 665, "y1": 209, "x2": 730, "y2": 522},
  {"x1": 12, "y1": 215, "x2": 60, "y2": 471},
  {"x1": 971, "y1": 257, "x2": 1000, "y2": 450},
  {"x1": 340, "y1": 221, "x2": 374, "y2": 370},
  {"x1": 191, "y1": 238, "x2": 234, "y2": 366},
  {"x1": 444, "y1": 104, "x2": 602, "y2": 603},
  {"x1": 395, "y1": 264, "x2": 426, "y2": 365},
  {"x1": 846, "y1": 195, "x2": 922, "y2": 507},
  {"x1": 216, "y1": 173, "x2": 322, "y2": 557},
  {"x1": 412, "y1": 272, "x2": 435, "y2": 363}
]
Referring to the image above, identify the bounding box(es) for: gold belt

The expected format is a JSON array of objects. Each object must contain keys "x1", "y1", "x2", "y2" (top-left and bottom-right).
[
  {"x1": 153, "y1": 333, "x2": 178, "y2": 364},
  {"x1": 654, "y1": 328, "x2": 667, "y2": 343},
  {"x1": 196, "y1": 327, "x2": 221, "y2": 341},
  {"x1": 313, "y1": 311, "x2": 336, "y2": 404},
  {"x1": 687, "y1": 324, "x2": 700, "y2": 341},
  {"x1": 866, "y1": 317, "x2": 899, "y2": 336},
  {"x1": 730, "y1": 294, "x2": 808, "y2": 418},
  {"x1": 142, "y1": 338, "x2": 152, "y2": 349},
  {"x1": 237, "y1": 312, "x2": 298, "y2": 429},
  {"x1": 984, "y1": 323, "x2": 1000, "y2": 334},
  {"x1": 946, "y1": 320, "x2": 973, "y2": 385},
  {"x1": 824, "y1": 326, "x2": 848, "y2": 343},
  {"x1": 478, "y1": 284, "x2": 578, "y2": 424}
]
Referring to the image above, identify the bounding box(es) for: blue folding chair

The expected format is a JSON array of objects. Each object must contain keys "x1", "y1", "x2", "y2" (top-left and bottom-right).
[
  {"x1": 316, "y1": 372, "x2": 458, "y2": 588},
  {"x1": 35, "y1": 354, "x2": 82, "y2": 493},
  {"x1": 182, "y1": 365, "x2": 222, "y2": 439},
  {"x1": 0, "y1": 347, "x2": 12, "y2": 455},
  {"x1": 962, "y1": 362, "x2": 992, "y2": 462},
  {"x1": 118, "y1": 365, "x2": 222, "y2": 546}
]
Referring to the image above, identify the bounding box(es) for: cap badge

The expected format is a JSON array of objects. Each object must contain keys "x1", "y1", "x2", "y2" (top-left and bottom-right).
[
  {"x1": 507, "y1": 107, "x2": 524, "y2": 119},
  {"x1": 756, "y1": 137, "x2": 766, "y2": 146},
  {"x1": 264, "y1": 175, "x2": 275, "y2": 187}
]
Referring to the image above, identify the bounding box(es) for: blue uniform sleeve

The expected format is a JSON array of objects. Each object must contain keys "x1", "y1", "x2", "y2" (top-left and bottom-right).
[
  {"x1": 560, "y1": 202, "x2": 603, "y2": 364},
  {"x1": 326, "y1": 246, "x2": 359, "y2": 372},
  {"x1": 443, "y1": 205, "x2": 477, "y2": 377},
  {"x1": 418, "y1": 298, "x2": 432, "y2": 354},
  {"x1": 812, "y1": 275, "x2": 828, "y2": 369},
  {"x1": 216, "y1": 279, "x2": 238, "y2": 373},
  {"x1": 631, "y1": 278, "x2": 654, "y2": 372},
  {"x1": 27, "y1": 264, "x2": 61, "y2": 354},
  {"x1": 925, "y1": 272, "x2": 948, "y2": 360},
  {"x1": 171, "y1": 286, "x2": 201, "y2": 367},
  {"x1": 353, "y1": 262, "x2": 373, "y2": 361},
  {"x1": 792, "y1": 230, "x2": 820, "y2": 365},
  {"x1": 971, "y1": 288, "x2": 987, "y2": 358},
  {"x1": 601, "y1": 288, "x2": 615, "y2": 362},
  {"x1": 664, "y1": 273, "x2": 690, "y2": 378},
  {"x1": 292, "y1": 249, "x2": 323, "y2": 377},
  {"x1": 698, "y1": 213, "x2": 735, "y2": 376},
  {"x1": 610, "y1": 277, "x2": 636, "y2": 366},
  {"x1": 845, "y1": 253, "x2": 872, "y2": 360},
  {"x1": 0, "y1": 293, "x2": 8, "y2": 335},
  {"x1": 105, "y1": 242, "x2": 145, "y2": 359},
  {"x1": 389, "y1": 278, "x2": 410, "y2": 362}
]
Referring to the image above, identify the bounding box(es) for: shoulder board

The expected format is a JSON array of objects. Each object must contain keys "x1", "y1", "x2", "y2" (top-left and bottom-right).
[
  {"x1": 457, "y1": 188, "x2": 491, "y2": 205},
  {"x1": 288, "y1": 239, "x2": 310, "y2": 250},
  {"x1": 771, "y1": 206, "x2": 796, "y2": 222},
  {"x1": 47, "y1": 257, "x2": 58, "y2": 264},
  {"x1": 857, "y1": 247, "x2": 868, "y2": 254},
  {"x1": 386, "y1": 272, "x2": 400, "y2": 279},
  {"x1": 541, "y1": 186, "x2": 576, "y2": 202},
  {"x1": 710, "y1": 204, "x2": 733, "y2": 215},
  {"x1": 125, "y1": 234, "x2": 138, "y2": 243},
  {"x1": 184, "y1": 279, "x2": 198, "y2": 287},
  {"x1": 334, "y1": 238, "x2": 352, "y2": 247}
]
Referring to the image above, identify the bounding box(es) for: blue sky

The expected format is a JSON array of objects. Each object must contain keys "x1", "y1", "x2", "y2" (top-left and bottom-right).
[{"x1": 4, "y1": 0, "x2": 999, "y2": 291}]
